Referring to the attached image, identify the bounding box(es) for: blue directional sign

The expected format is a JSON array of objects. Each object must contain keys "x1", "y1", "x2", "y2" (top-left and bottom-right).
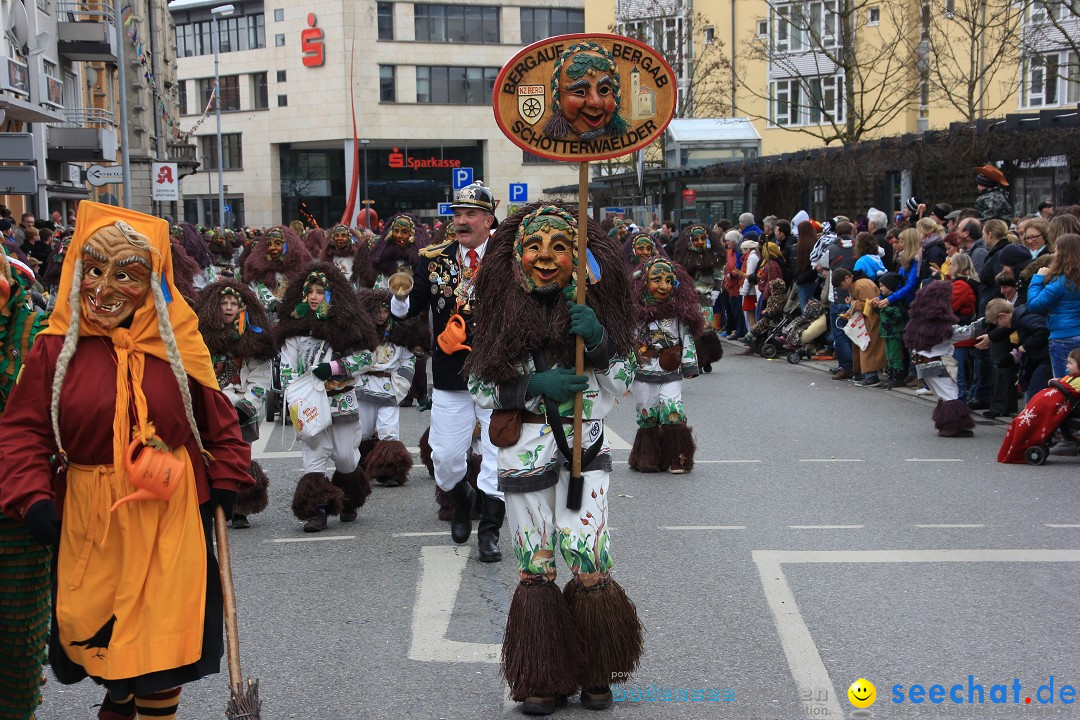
[
  {"x1": 224, "y1": 204, "x2": 232, "y2": 213},
  {"x1": 437, "y1": 203, "x2": 454, "y2": 216},
  {"x1": 509, "y1": 183, "x2": 528, "y2": 203},
  {"x1": 452, "y1": 167, "x2": 474, "y2": 190}
]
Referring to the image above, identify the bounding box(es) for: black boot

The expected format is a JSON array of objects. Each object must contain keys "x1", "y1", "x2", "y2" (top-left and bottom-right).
[
  {"x1": 477, "y1": 491, "x2": 504, "y2": 562},
  {"x1": 448, "y1": 479, "x2": 476, "y2": 544}
]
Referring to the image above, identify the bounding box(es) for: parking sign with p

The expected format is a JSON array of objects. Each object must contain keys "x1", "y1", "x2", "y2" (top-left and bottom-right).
[{"x1": 452, "y1": 167, "x2": 474, "y2": 190}]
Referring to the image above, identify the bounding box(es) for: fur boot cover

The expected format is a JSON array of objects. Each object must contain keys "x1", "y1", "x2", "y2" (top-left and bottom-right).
[
  {"x1": 933, "y1": 398, "x2": 975, "y2": 437},
  {"x1": 502, "y1": 579, "x2": 585, "y2": 702},
  {"x1": 292, "y1": 472, "x2": 344, "y2": 520},
  {"x1": 563, "y1": 575, "x2": 644, "y2": 690},
  {"x1": 235, "y1": 461, "x2": 270, "y2": 516},
  {"x1": 696, "y1": 331, "x2": 724, "y2": 364},
  {"x1": 434, "y1": 460, "x2": 483, "y2": 521},
  {"x1": 661, "y1": 423, "x2": 696, "y2": 472},
  {"x1": 331, "y1": 465, "x2": 372, "y2": 513},
  {"x1": 363, "y1": 438, "x2": 413, "y2": 486},
  {"x1": 418, "y1": 427, "x2": 435, "y2": 478},
  {"x1": 628, "y1": 426, "x2": 664, "y2": 473}
]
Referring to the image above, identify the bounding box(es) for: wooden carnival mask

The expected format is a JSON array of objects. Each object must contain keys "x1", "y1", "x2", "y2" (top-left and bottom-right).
[{"x1": 80, "y1": 225, "x2": 153, "y2": 331}]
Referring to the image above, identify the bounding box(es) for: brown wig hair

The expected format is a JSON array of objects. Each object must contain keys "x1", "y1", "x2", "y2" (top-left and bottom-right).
[
  {"x1": 632, "y1": 258, "x2": 705, "y2": 338},
  {"x1": 1043, "y1": 233, "x2": 1080, "y2": 289},
  {"x1": 274, "y1": 261, "x2": 378, "y2": 352},
  {"x1": 622, "y1": 231, "x2": 669, "y2": 273},
  {"x1": 464, "y1": 200, "x2": 635, "y2": 384},
  {"x1": 179, "y1": 221, "x2": 212, "y2": 269},
  {"x1": 357, "y1": 288, "x2": 431, "y2": 352},
  {"x1": 672, "y1": 224, "x2": 723, "y2": 275},
  {"x1": 371, "y1": 212, "x2": 430, "y2": 276},
  {"x1": 796, "y1": 220, "x2": 816, "y2": 274},
  {"x1": 169, "y1": 237, "x2": 202, "y2": 301},
  {"x1": 242, "y1": 225, "x2": 313, "y2": 288},
  {"x1": 303, "y1": 228, "x2": 327, "y2": 258},
  {"x1": 321, "y1": 231, "x2": 376, "y2": 288},
  {"x1": 194, "y1": 278, "x2": 276, "y2": 361},
  {"x1": 903, "y1": 280, "x2": 958, "y2": 352}
]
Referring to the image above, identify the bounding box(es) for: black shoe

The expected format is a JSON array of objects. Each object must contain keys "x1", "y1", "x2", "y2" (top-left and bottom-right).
[
  {"x1": 702, "y1": 362, "x2": 712, "y2": 373},
  {"x1": 231, "y1": 513, "x2": 250, "y2": 529},
  {"x1": 340, "y1": 510, "x2": 358, "y2": 522},
  {"x1": 855, "y1": 375, "x2": 880, "y2": 387},
  {"x1": 522, "y1": 697, "x2": 558, "y2": 716},
  {"x1": 399, "y1": 397, "x2": 415, "y2": 407},
  {"x1": 303, "y1": 509, "x2": 327, "y2": 533},
  {"x1": 581, "y1": 686, "x2": 614, "y2": 711},
  {"x1": 982, "y1": 409, "x2": 1003, "y2": 419},
  {"x1": 476, "y1": 493, "x2": 504, "y2": 562},
  {"x1": 967, "y1": 399, "x2": 989, "y2": 410},
  {"x1": 448, "y1": 480, "x2": 476, "y2": 544}
]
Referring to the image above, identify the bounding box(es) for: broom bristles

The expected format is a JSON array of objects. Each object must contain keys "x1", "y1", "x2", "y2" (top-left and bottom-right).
[{"x1": 225, "y1": 678, "x2": 262, "y2": 720}]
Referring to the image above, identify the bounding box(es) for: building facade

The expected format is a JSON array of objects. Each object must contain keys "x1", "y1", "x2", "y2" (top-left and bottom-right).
[{"x1": 171, "y1": 0, "x2": 586, "y2": 229}]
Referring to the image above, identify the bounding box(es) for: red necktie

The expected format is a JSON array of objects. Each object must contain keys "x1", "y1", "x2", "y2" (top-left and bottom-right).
[{"x1": 466, "y1": 249, "x2": 478, "y2": 269}]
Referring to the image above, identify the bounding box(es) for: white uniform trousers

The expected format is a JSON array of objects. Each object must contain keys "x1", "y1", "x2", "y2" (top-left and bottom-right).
[
  {"x1": 430, "y1": 388, "x2": 502, "y2": 498},
  {"x1": 301, "y1": 417, "x2": 364, "y2": 475},
  {"x1": 356, "y1": 402, "x2": 401, "y2": 440}
]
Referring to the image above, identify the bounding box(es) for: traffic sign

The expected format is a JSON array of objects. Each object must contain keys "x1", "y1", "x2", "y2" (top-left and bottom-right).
[
  {"x1": 603, "y1": 207, "x2": 627, "y2": 216},
  {"x1": 224, "y1": 204, "x2": 232, "y2": 213},
  {"x1": 509, "y1": 183, "x2": 528, "y2": 203},
  {"x1": 151, "y1": 162, "x2": 178, "y2": 201},
  {"x1": 451, "y1": 167, "x2": 473, "y2": 190},
  {"x1": 437, "y1": 203, "x2": 453, "y2": 216},
  {"x1": 85, "y1": 164, "x2": 123, "y2": 187}
]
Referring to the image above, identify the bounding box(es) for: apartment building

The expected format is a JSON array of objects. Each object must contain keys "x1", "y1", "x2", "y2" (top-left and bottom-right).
[{"x1": 170, "y1": 0, "x2": 585, "y2": 228}]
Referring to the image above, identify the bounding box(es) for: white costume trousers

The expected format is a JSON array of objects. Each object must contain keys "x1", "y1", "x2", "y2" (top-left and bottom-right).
[
  {"x1": 430, "y1": 388, "x2": 501, "y2": 498},
  {"x1": 301, "y1": 417, "x2": 364, "y2": 475},
  {"x1": 356, "y1": 402, "x2": 401, "y2": 440}
]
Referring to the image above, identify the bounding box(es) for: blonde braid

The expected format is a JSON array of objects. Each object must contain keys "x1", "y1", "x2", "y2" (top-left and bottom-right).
[
  {"x1": 150, "y1": 274, "x2": 206, "y2": 457},
  {"x1": 50, "y1": 258, "x2": 84, "y2": 455}
]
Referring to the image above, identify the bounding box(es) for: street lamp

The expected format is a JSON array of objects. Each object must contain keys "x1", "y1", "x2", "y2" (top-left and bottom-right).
[
  {"x1": 211, "y1": 4, "x2": 235, "y2": 229},
  {"x1": 360, "y1": 139, "x2": 370, "y2": 217}
]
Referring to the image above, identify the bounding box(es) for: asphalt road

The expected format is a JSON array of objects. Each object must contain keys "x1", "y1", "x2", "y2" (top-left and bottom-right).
[{"x1": 35, "y1": 345, "x2": 1080, "y2": 719}]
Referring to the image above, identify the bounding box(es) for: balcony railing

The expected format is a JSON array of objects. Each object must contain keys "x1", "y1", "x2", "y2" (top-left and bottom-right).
[
  {"x1": 56, "y1": 0, "x2": 114, "y2": 23},
  {"x1": 55, "y1": 107, "x2": 116, "y2": 128}
]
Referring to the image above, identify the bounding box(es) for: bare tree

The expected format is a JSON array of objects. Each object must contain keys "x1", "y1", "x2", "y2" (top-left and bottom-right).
[
  {"x1": 925, "y1": 0, "x2": 1026, "y2": 121},
  {"x1": 738, "y1": 0, "x2": 922, "y2": 145}
]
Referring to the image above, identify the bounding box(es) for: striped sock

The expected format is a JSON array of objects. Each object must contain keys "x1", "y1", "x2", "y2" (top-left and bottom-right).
[{"x1": 134, "y1": 687, "x2": 181, "y2": 719}]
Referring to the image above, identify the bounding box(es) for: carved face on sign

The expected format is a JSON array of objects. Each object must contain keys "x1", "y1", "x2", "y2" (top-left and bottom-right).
[{"x1": 544, "y1": 43, "x2": 629, "y2": 140}]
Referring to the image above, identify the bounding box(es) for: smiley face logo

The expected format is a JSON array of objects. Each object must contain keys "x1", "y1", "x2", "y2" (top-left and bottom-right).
[{"x1": 848, "y1": 678, "x2": 876, "y2": 708}]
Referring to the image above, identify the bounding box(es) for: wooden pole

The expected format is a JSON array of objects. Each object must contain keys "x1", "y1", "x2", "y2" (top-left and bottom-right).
[
  {"x1": 572, "y1": 161, "x2": 588, "y2": 488},
  {"x1": 215, "y1": 506, "x2": 242, "y2": 692}
]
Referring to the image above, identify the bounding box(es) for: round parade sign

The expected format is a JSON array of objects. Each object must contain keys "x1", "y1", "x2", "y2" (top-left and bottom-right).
[{"x1": 493, "y1": 33, "x2": 678, "y2": 163}]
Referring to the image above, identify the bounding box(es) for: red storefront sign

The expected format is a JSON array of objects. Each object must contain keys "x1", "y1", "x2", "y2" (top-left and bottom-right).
[
  {"x1": 302, "y1": 13, "x2": 324, "y2": 67},
  {"x1": 682, "y1": 189, "x2": 697, "y2": 205}
]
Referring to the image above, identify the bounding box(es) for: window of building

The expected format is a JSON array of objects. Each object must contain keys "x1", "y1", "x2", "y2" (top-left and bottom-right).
[
  {"x1": 618, "y1": 16, "x2": 686, "y2": 80},
  {"x1": 178, "y1": 79, "x2": 188, "y2": 115},
  {"x1": 520, "y1": 8, "x2": 584, "y2": 44},
  {"x1": 253, "y1": 72, "x2": 268, "y2": 109},
  {"x1": 200, "y1": 75, "x2": 241, "y2": 111},
  {"x1": 770, "y1": 74, "x2": 845, "y2": 126},
  {"x1": 175, "y1": 14, "x2": 265, "y2": 57},
  {"x1": 758, "y1": 19, "x2": 769, "y2": 36},
  {"x1": 378, "y1": 2, "x2": 394, "y2": 40},
  {"x1": 868, "y1": 7, "x2": 880, "y2": 24},
  {"x1": 273, "y1": 8, "x2": 284, "y2": 22},
  {"x1": 773, "y1": 1, "x2": 837, "y2": 53},
  {"x1": 1029, "y1": 0, "x2": 1068, "y2": 24},
  {"x1": 704, "y1": 25, "x2": 715, "y2": 44},
  {"x1": 919, "y1": 77, "x2": 930, "y2": 118},
  {"x1": 199, "y1": 133, "x2": 243, "y2": 171},
  {"x1": 276, "y1": 70, "x2": 286, "y2": 82},
  {"x1": 1021, "y1": 51, "x2": 1078, "y2": 107},
  {"x1": 943, "y1": 0, "x2": 954, "y2": 17},
  {"x1": 379, "y1": 65, "x2": 396, "y2": 102},
  {"x1": 277, "y1": 94, "x2": 288, "y2": 107},
  {"x1": 416, "y1": 66, "x2": 499, "y2": 104},
  {"x1": 42, "y1": 59, "x2": 62, "y2": 105},
  {"x1": 415, "y1": 5, "x2": 499, "y2": 44},
  {"x1": 275, "y1": 33, "x2": 285, "y2": 46}
]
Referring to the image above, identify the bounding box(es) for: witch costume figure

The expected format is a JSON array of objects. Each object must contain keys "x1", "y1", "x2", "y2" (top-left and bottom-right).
[
  {"x1": 622, "y1": 231, "x2": 668, "y2": 278},
  {"x1": 0, "y1": 202, "x2": 253, "y2": 720},
  {"x1": 200, "y1": 227, "x2": 238, "y2": 287},
  {"x1": 277, "y1": 261, "x2": 386, "y2": 532},
  {"x1": 628, "y1": 257, "x2": 703, "y2": 474},
  {"x1": 241, "y1": 224, "x2": 313, "y2": 311},
  {"x1": 466, "y1": 201, "x2": 643, "y2": 716},
  {"x1": 902, "y1": 280, "x2": 985, "y2": 437},
  {"x1": 673, "y1": 224, "x2": 724, "y2": 372},
  {"x1": 195, "y1": 279, "x2": 274, "y2": 529},
  {"x1": 321, "y1": 223, "x2": 376, "y2": 288},
  {"x1": 0, "y1": 250, "x2": 49, "y2": 720},
  {"x1": 355, "y1": 288, "x2": 429, "y2": 486},
  {"x1": 371, "y1": 213, "x2": 430, "y2": 289}
]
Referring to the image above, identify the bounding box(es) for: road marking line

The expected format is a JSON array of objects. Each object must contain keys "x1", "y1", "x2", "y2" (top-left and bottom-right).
[
  {"x1": 798, "y1": 458, "x2": 863, "y2": 463},
  {"x1": 913, "y1": 524, "x2": 984, "y2": 528},
  {"x1": 265, "y1": 535, "x2": 356, "y2": 543},
  {"x1": 408, "y1": 546, "x2": 500, "y2": 664},
  {"x1": 660, "y1": 525, "x2": 747, "y2": 530},
  {"x1": 753, "y1": 548, "x2": 1080, "y2": 720},
  {"x1": 788, "y1": 525, "x2": 864, "y2": 529},
  {"x1": 612, "y1": 459, "x2": 761, "y2": 465},
  {"x1": 393, "y1": 531, "x2": 451, "y2": 537},
  {"x1": 1046, "y1": 524, "x2": 1080, "y2": 528},
  {"x1": 605, "y1": 428, "x2": 630, "y2": 450},
  {"x1": 905, "y1": 458, "x2": 964, "y2": 462}
]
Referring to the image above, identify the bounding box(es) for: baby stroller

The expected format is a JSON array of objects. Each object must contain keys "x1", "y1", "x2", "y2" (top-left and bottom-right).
[
  {"x1": 779, "y1": 300, "x2": 830, "y2": 364},
  {"x1": 744, "y1": 279, "x2": 788, "y2": 357},
  {"x1": 756, "y1": 305, "x2": 802, "y2": 359},
  {"x1": 998, "y1": 379, "x2": 1080, "y2": 465}
]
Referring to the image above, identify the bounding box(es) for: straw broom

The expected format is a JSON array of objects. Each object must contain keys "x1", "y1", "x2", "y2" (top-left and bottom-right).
[{"x1": 214, "y1": 506, "x2": 262, "y2": 719}]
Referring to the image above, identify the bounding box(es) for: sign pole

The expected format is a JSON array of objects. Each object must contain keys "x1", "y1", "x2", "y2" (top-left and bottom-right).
[{"x1": 569, "y1": 160, "x2": 588, "y2": 509}]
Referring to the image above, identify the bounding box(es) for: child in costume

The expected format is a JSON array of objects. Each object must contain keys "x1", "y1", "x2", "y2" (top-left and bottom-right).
[
  {"x1": 466, "y1": 202, "x2": 643, "y2": 716},
  {"x1": 321, "y1": 223, "x2": 376, "y2": 288},
  {"x1": 200, "y1": 227, "x2": 238, "y2": 287},
  {"x1": 902, "y1": 280, "x2": 985, "y2": 437},
  {"x1": 354, "y1": 288, "x2": 429, "y2": 485},
  {"x1": 0, "y1": 251, "x2": 48, "y2": 720},
  {"x1": 673, "y1": 223, "x2": 724, "y2": 371},
  {"x1": 277, "y1": 262, "x2": 385, "y2": 532},
  {"x1": 195, "y1": 279, "x2": 274, "y2": 528},
  {"x1": 875, "y1": 272, "x2": 909, "y2": 389},
  {"x1": 242, "y1": 225, "x2": 313, "y2": 311},
  {"x1": 628, "y1": 257, "x2": 703, "y2": 474},
  {"x1": 0, "y1": 202, "x2": 252, "y2": 720},
  {"x1": 622, "y1": 231, "x2": 668, "y2": 278}
]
